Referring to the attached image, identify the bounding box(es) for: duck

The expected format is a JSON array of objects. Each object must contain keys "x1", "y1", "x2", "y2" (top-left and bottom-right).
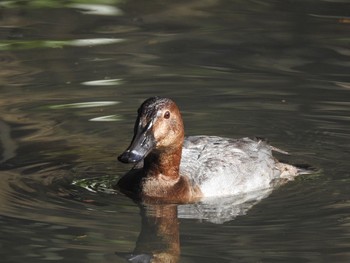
[{"x1": 117, "y1": 96, "x2": 304, "y2": 203}]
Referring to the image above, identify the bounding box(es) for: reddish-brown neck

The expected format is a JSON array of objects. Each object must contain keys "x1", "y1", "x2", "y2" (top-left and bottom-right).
[{"x1": 144, "y1": 145, "x2": 182, "y2": 180}]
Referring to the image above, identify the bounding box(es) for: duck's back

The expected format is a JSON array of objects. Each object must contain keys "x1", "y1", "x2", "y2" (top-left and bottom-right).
[{"x1": 180, "y1": 136, "x2": 291, "y2": 197}]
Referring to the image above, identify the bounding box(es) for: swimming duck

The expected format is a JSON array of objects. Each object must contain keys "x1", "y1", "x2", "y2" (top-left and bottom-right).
[{"x1": 117, "y1": 97, "x2": 302, "y2": 203}]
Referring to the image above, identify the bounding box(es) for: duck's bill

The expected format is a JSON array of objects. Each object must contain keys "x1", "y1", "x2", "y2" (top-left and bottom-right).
[{"x1": 118, "y1": 121, "x2": 155, "y2": 164}]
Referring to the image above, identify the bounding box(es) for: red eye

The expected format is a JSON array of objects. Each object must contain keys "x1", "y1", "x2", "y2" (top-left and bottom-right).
[{"x1": 164, "y1": 111, "x2": 170, "y2": 119}]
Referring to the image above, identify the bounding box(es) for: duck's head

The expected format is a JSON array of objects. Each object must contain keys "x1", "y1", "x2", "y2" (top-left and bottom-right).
[{"x1": 118, "y1": 97, "x2": 184, "y2": 164}]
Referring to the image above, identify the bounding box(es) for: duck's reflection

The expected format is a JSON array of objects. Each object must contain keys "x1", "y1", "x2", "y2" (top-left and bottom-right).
[
  {"x1": 118, "y1": 188, "x2": 272, "y2": 262},
  {"x1": 118, "y1": 203, "x2": 179, "y2": 263}
]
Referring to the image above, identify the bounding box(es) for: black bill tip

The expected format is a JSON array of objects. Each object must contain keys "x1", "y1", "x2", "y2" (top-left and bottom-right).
[{"x1": 118, "y1": 150, "x2": 144, "y2": 164}]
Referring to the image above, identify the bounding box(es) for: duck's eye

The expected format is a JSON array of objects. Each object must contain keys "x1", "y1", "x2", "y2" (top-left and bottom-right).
[{"x1": 164, "y1": 111, "x2": 170, "y2": 119}]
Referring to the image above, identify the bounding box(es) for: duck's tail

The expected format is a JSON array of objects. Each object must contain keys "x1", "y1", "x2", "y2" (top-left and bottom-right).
[
  {"x1": 276, "y1": 162, "x2": 315, "y2": 182},
  {"x1": 294, "y1": 163, "x2": 316, "y2": 175},
  {"x1": 269, "y1": 143, "x2": 316, "y2": 178}
]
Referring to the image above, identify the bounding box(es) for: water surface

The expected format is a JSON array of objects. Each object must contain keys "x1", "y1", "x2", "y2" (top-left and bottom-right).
[{"x1": 1, "y1": 0, "x2": 350, "y2": 262}]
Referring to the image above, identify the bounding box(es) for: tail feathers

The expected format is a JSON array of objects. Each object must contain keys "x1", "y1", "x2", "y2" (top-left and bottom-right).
[
  {"x1": 271, "y1": 146, "x2": 289, "y2": 155},
  {"x1": 295, "y1": 163, "x2": 317, "y2": 175},
  {"x1": 276, "y1": 162, "x2": 315, "y2": 181},
  {"x1": 276, "y1": 163, "x2": 299, "y2": 180},
  {"x1": 254, "y1": 137, "x2": 290, "y2": 155}
]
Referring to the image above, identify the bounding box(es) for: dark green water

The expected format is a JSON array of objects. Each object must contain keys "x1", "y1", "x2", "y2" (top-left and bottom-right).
[{"x1": 0, "y1": 0, "x2": 349, "y2": 262}]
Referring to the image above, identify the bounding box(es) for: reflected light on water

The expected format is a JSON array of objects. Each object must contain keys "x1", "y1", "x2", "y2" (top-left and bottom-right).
[
  {"x1": 69, "y1": 38, "x2": 125, "y2": 47},
  {"x1": 49, "y1": 101, "x2": 120, "y2": 109},
  {"x1": 89, "y1": 115, "x2": 122, "y2": 122},
  {"x1": 0, "y1": 38, "x2": 125, "y2": 51},
  {"x1": 69, "y1": 4, "x2": 123, "y2": 16},
  {"x1": 81, "y1": 79, "x2": 123, "y2": 86}
]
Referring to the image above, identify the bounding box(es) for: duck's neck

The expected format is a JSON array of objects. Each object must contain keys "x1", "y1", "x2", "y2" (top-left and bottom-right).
[
  {"x1": 141, "y1": 142, "x2": 202, "y2": 202},
  {"x1": 144, "y1": 146, "x2": 182, "y2": 181}
]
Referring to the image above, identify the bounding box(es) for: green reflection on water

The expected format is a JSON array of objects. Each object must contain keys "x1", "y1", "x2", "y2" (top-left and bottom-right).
[{"x1": 72, "y1": 175, "x2": 118, "y2": 194}]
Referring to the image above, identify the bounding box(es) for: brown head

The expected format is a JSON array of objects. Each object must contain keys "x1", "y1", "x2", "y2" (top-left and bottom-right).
[{"x1": 118, "y1": 97, "x2": 185, "y2": 164}]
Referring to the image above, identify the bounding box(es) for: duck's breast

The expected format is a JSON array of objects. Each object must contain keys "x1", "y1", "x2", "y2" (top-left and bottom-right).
[{"x1": 180, "y1": 136, "x2": 279, "y2": 197}]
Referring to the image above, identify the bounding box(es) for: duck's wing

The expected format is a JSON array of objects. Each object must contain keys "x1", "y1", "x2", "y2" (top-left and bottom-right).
[{"x1": 180, "y1": 136, "x2": 280, "y2": 197}]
